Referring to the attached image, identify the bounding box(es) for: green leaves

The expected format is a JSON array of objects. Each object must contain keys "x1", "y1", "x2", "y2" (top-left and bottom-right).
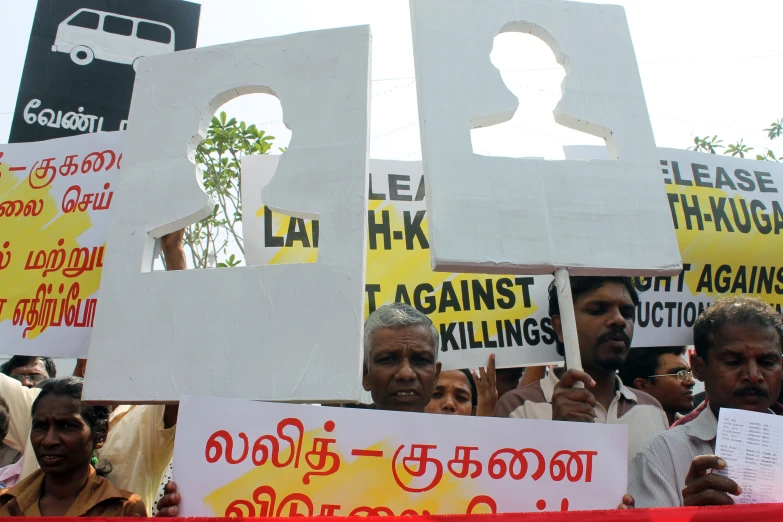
[
  {"x1": 764, "y1": 118, "x2": 783, "y2": 140},
  {"x1": 182, "y1": 111, "x2": 278, "y2": 268},
  {"x1": 688, "y1": 135, "x2": 723, "y2": 154},
  {"x1": 726, "y1": 139, "x2": 753, "y2": 158}
]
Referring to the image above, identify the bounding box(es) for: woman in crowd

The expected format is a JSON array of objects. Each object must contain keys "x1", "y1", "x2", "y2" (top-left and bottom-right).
[
  {"x1": 425, "y1": 354, "x2": 498, "y2": 416},
  {"x1": 0, "y1": 377, "x2": 146, "y2": 517}
]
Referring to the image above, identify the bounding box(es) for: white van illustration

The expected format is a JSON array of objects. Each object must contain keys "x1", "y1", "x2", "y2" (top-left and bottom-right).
[{"x1": 51, "y1": 8, "x2": 175, "y2": 70}]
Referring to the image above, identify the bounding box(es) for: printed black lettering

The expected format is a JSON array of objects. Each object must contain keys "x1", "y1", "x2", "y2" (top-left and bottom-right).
[
  {"x1": 709, "y1": 197, "x2": 734, "y2": 232},
  {"x1": 636, "y1": 302, "x2": 650, "y2": 327},
  {"x1": 472, "y1": 279, "x2": 495, "y2": 311},
  {"x1": 730, "y1": 266, "x2": 747, "y2": 293},
  {"x1": 696, "y1": 264, "x2": 713, "y2": 293},
  {"x1": 368, "y1": 173, "x2": 386, "y2": 200},
  {"x1": 368, "y1": 210, "x2": 391, "y2": 249},
  {"x1": 440, "y1": 323, "x2": 459, "y2": 351},
  {"x1": 495, "y1": 320, "x2": 505, "y2": 347},
  {"x1": 654, "y1": 276, "x2": 672, "y2": 292},
  {"x1": 523, "y1": 318, "x2": 540, "y2": 345},
  {"x1": 403, "y1": 210, "x2": 429, "y2": 250},
  {"x1": 652, "y1": 302, "x2": 664, "y2": 327},
  {"x1": 285, "y1": 217, "x2": 311, "y2": 247},
  {"x1": 466, "y1": 322, "x2": 483, "y2": 348},
  {"x1": 504, "y1": 319, "x2": 523, "y2": 346},
  {"x1": 751, "y1": 200, "x2": 772, "y2": 234},
  {"x1": 313, "y1": 220, "x2": 320, "y2": 248},
  {"x1": 714, "y1": 265, "x2": 732, "y2": 293},
  {"x1": 777, "y1": 268, "x2": 783, "y2": 295},
  {"x1": 691, "y1": 163, "x2": 712, "y2": 188},
  {"x1": 729, "y1": 198, "x2": 752, "y2": 233},
  {"x1": 388, "y1": 174, "x2": 413, "y2": 201},
  {"x1": 660, "y1": 159, "x2": 672, "y2": 184},
  {"x1": 749, "y1": 266, "x2": 758, "y2": 294},
  {"x1": 664, "y1": 302, "x2": 677, "y2": 327},
  {"x1": 734, "y1": 169, "x2": 756, "y2": 191},
  {"x1": 754, "y1": 171, "x2": 777, "y2": 193},
  {"x1": 439, "y1": 281, "x2": 461, "y2": 313},
  {"x1": 635, "y1": 277, "x2": 652, "y2": 292},
  {"x1": 496, "y1": 278, "x2": 515, "y2": 310},
  {"x1": 672, "y1": 161, "x2": 692, "y2": 186},
  {"x1": 758, "y1": 267, "x2": 775, "y2": 294},
  {"x1": 714, "y1": 167, "x2": 737, "y2": 191},
  {"x1": 482, "y1": 321, "x2": 498, "y2": 348},
  {"x1": 677, "y1": 264, "x2": 692, "y2": 292},
  {"x1": 683, "y1": 302, "x2": 697, "y2": 327},
  {"x1": 366, "y1": 284, "x2": 381, "y2": 314},
  {"x1": 514, "y1": 277, "x2": 534, "y2": 308},
  {"x1": 460, "y1": 280, "x2": 472, "y2": 311},
  {"x1": 773, "y1": 201, "x2": 783, "y2": 234},
  {"x1": 395, "y1": 284, "x2": 411, "y2": 306},
  {"x1": 414, "y1": 176, "x2": 426, "y2": 201},
  {"x1": 458, "y1": 322, "x2": 467, "y2": 349},
  {"x1": 667, "y1": 193, "x2": 680, "y2": 229},
  {"x1": 414, "y1": 283, "x2": 436, "y2": 314},
  {"x1": 680, "y1": 195, "x2": 704, "y2": 231},
  {"x1": 264, "y1": 206, "x2": 284, "y2": 247},
  {"x1": 540, "y1": 317, "x2": 556, "y2": 344}
]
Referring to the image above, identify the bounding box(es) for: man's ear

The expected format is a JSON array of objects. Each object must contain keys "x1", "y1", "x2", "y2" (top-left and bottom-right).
[
  {"x1": 633, "y1": 377, "x2": 649, "y2": 392},
  {"x1": 692, "y1": 354, "x2": 707, "y2": 382},
  {"x1": 552, "y1": 315, "x2": 564, "y2": 343},
  {"x1": 362, "y1": 364, "x2": 371, "y2": 392}
]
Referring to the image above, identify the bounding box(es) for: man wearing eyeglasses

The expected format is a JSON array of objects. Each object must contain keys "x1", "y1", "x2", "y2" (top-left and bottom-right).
[
  {"x1": 619, "y1": 347, "x2": 695, "y2": 425},
  {"x1": 0, "y1": 357, "x2": 56, "y2": 389}
]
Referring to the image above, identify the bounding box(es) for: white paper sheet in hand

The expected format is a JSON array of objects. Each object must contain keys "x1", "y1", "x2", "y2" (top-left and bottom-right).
[{"x1": 716, "y1": 407, "x2": 783, "y2": 504}]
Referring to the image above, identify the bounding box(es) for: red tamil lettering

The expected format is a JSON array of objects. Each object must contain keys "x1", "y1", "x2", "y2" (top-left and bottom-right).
[
  {"x1": 391, "y1": 444, "x2": 443, "y2": 493},
  {"x1": 0, "y1": 299, "x2": 6, "y2": 315},
  {"x1": 276, "y1": 493, "x2": 314, "y2": 517},
  {"x1": 349, "y1": 506, "x2": 395, "y2": 516},
  {"x1": 251, "y1": 417, "x2": 304, "y2": 468},
  {"x1": 549, "y1": 450, "x2": 597, "y2": 483},
  {"x1": 58, "y1": 154, "x2": 79, "y2": 176},
  {"x1": 225, "y1": 499, "x2": 255, "y2": 518},
  {"x1": 302, "y1": 420, "x2": 340, "y2": 484},
  {"x1": 465, "y1": 495, "x2": 497, "y2": 515},
  {"x1": 488, "y1": 448, "x2": 545, "y2": 480},
  {"x1": 205, "y1": 430, "x2": 250, "y2": 464},
  {"x1": 447, "y1": 446, "x2": 482, "y2": 479},
  {"x1": 0, "y1": 241, "x2": 9, "y2": 271},
  {"x1": 81, "y1": 150, "x2": 117, "y2": 173},
  {"x1": 319, "y1": 504, "x2": 341, "y2": 516},
  {"x1": 28, "y1": 158, "x2": 57, "y2": 189}
]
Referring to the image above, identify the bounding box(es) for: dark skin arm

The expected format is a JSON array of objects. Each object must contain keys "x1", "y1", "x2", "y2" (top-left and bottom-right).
[
  {"x1": 551, "y1": 369, "x2": 597, "y2": 422},
  {"x1": 682, "y1": 455, "x2": 741, "y2": 506},
  {"x1": 160, "y1": 229, "x2": 185, "y2": 427}
]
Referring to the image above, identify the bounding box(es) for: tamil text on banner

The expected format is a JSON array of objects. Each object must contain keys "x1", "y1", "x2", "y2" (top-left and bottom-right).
[
  {"x1": 9, "y1": 0, "x2": 200, "y2": 143},
  {"x1": 0, "y1": 132, "x2": 124, "y2": 357},
  {"x1": 564, "y1": 145, "x2": 783, "y2": 347},
  {"x1": 174, "y1": 395, "x2": 628, "y2": 516},
  {"x1": 242, "y1": 155, "x2": 562, "y2": 370}
]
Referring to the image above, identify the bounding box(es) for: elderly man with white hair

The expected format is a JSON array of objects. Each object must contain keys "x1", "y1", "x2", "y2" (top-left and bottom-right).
[{"x1": 362, "y1": 303, "x2": 441, "y2": 412}]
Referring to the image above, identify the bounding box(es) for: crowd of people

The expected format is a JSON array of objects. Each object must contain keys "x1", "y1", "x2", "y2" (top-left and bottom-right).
[{"x1": 0, "y1": 235, "x2": 780, "y2": 516}]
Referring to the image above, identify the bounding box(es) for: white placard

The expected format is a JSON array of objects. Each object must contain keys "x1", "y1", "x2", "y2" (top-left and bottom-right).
[
  {"x1": 174, "y1": 395, "x2": 628, "y2": 516},
  {"x1": 410, "y1": 0, "x2": 681, "y2": 276},
  {"x1": 0, "y1": 132, "x2": 124, "y2": 357},
  {"x1": 716, "y1": 408, "x2": 783, "y2": 504},
  {"x1": 83, "y1": 26, "x2": 371, "y2": 402}
]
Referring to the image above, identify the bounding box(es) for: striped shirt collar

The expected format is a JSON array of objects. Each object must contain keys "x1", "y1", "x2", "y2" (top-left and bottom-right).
[{"x1": 541, "y1": 368, "x2": 638, "y2": 403}]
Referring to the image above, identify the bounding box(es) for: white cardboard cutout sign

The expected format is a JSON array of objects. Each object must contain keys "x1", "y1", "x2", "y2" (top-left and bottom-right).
[
  {"x1": 83, "y1": 26, "x2": 371, "y2": 403},
  {"x1": 410, "y1": 0, "x2": 681, "y2": 276}
]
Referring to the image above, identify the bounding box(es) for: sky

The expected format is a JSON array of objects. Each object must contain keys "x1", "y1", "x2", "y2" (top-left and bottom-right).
[{"x1": 2, "y1": 0, "x2": 783, "y2": 160}]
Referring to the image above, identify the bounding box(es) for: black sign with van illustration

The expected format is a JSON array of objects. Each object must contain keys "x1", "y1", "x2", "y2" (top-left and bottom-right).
[{"x1": 9, "y1": 0, "x2": 200, "y2": 143}]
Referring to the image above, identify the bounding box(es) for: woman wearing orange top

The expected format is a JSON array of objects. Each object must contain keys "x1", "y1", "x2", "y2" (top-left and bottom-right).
[{"x1": 0, "y1": 377, "x2": 145, "y2": 517}]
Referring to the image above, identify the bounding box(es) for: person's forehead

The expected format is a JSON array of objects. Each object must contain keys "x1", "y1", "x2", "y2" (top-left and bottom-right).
[
  {"x1": 436, "y1": 371, "x2": 471, "y2": 391},
  {"x1": 33, "y1": 395, "x2": 82, "y2": 418},
  {"x1": 372, "y1": 325, "x2": 432, "y2": 350},
  {"x1": 575, "y1": 282, "x2": 634, "y2": 305},
  {"x1": 657, "y1": 353, "x2": 689, "y2": 370},
  {"x1": 10, "y1": 358, "x2": 46, "y2": 374},
  {"x1": 711, "y1": 323, "x2": 782, "y2": 354}
]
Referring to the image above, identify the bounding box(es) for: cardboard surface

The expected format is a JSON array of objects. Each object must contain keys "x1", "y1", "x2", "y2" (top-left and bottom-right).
[
  {"x1": 410, "y1": 0, "x2": 681, "y2": 276},
  {"x1": 174, "y1": 395, "x2": 628, "y2": 516},
  {"x1": 83, "y1": 26, "x2": 371, "y2": 402},
  {"x1": 242, "y1": 155, "x2": 562, "y2": 371}
]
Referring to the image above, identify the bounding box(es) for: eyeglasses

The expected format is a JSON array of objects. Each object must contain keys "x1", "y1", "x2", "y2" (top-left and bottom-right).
[
  {"x1": 648, "y1": 370, "x2": 693, "y2": 382},
  {"x1": 9, "y1": 374, "x2": 47, "y2": 385}
]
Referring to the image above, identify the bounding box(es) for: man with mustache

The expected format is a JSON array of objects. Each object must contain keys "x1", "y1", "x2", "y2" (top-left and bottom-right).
[
  {"x1": 629, "y1": 296, "x2": 783, "y2": 507},
  {"x1": 495, "y1": 277, "x2": 669, "y2": 460}
]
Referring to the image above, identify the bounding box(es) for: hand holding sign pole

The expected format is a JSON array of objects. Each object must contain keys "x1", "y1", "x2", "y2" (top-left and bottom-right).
[{"x1": 410, "y1": 0, "x2": 682, "y2": 371}]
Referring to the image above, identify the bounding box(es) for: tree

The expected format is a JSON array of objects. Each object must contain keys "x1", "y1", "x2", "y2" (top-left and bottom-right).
[
  {"x1": 689, "y1": 117, "x2": 781, "y2": 162},
  {"x1": 172, "y1": 112, "x2": 276, "y2": 269}
]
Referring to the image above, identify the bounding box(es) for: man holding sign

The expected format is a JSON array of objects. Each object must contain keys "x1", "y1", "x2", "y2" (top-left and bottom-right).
[
  {"x1": 629, "y1": 296, "x2": 783, "y2": 507},
  {"x1": 495, "y1": 277, "x2": 669, "y2": 459}
]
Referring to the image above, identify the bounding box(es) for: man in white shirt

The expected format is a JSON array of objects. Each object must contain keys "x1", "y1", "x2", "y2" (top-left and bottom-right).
[{"x1": 629, "y1": 296, "x2": 783, "y2": 507}]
